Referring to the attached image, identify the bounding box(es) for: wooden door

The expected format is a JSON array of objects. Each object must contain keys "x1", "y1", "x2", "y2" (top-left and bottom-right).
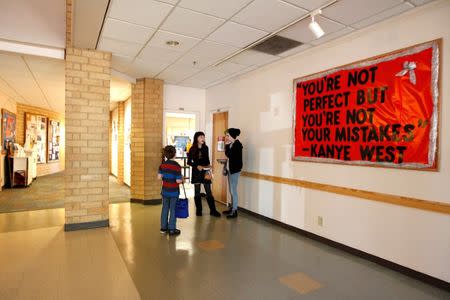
[{"x1": 212, "y1": 111, "x2": 228, "y2": 204}]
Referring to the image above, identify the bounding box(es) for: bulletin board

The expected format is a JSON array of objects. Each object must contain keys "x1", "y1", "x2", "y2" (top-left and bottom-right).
[
  {"x1": 25, "y1": 113, "x2": 47, "y2": 164},
  {"x1": 1, "y1": 109, "x2": 16, "y2": 152},
  {"x1": 47, "y1": 119, "x2": 60, "y2": 162},
  {"x1": 293, "y1": 40, "x2": 440, "y2": 170}
]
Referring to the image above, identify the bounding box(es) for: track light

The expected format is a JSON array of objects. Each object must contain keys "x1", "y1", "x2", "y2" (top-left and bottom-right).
[{"x1": 309, "y1": 9, "x2": 325, "y2": 39}]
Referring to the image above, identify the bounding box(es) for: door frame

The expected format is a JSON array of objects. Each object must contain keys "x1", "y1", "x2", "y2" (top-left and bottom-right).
[
  {"x1": 209, "y1": 108, "x2": 231, "y2": 204},
  {"x1": 162, "y1": 109, "x2": 200, "y2": 146}
]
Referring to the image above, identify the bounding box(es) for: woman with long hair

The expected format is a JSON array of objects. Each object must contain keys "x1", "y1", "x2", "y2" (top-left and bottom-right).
[{"x1": 187, "y1": 131, "x2": 221, "y2": 217}]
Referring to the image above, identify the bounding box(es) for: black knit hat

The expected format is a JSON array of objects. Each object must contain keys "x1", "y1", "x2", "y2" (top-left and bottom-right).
[{"x1": 226, "y1": 128, "x2": 241, "y2": 139}]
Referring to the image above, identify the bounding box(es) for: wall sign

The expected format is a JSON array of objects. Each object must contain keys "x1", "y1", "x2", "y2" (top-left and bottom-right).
[
  {"x1": 48, "y1": 119, "x2": 60, "y2": 162},
  {"x1": 1, "y1": 109, "x2": 16, "y2": 153},
  {"x1": 293, "y1": 40, "x2": 440, "y2": 170},
  {"x1": 25, "y1": 113, "x2": 47, "y2": 164}
]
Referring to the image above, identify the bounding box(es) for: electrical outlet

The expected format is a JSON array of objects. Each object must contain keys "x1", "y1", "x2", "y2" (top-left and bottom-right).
[{"x1": 317, "y1": 216, "x2": 323, "y2": 227}]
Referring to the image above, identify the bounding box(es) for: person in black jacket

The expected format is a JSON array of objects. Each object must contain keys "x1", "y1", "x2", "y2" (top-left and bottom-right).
[
  {"x1": 187, "y1": 131, "x2": 221, "y2": 217},
  {"x1": 223, "y1": 128, "x2": 243, "y2": 219}
]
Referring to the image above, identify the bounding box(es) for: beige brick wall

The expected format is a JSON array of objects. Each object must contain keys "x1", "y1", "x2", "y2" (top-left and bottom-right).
[
  {"x1": 65, "y1": 48, "x2": 111, "y2": 225},
  {"x1": 131, "y1": 78, "x2": 163, "y2": 201},
  {"x1": 15, "y1": 103, "x2": 65, "y2": 177},
  {"x1": 117, "y1": 101, "x2": 124, "y2": 183},
  {"x1": 66, "y1": 0, "x2": 73, "y2": 48}
]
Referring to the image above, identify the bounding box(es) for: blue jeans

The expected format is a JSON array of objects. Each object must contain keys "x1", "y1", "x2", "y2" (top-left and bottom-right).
[
  {"x1": 161, "y1": 196, "x2": 177, "y2": 230},
  {"x1": 228, "y1": 172, "x2": 240, "y2": 212}
]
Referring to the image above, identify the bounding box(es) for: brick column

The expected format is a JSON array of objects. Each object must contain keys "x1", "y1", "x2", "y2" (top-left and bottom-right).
[
  {"x1": 117, "y1": 101, "x2": 125, "y2": 183},
  {"x1": 130, "y1": 78, "x2": 164, "y2": 204},
  {"x1": 65, "y1": 48, "x2": 111, "y2": 231}
]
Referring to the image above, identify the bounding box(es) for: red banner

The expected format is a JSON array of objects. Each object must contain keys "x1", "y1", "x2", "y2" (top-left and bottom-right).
[{"x1": 293, "y1": 40, "x2": 440, "y2": 169}]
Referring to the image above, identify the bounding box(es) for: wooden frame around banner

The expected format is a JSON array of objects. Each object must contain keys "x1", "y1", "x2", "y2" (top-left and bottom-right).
[
  {"x1": 1, "y1": 109, "x2": 16, "y2": 154},
  {"x1": 291, "y1": 39, "x2": 442, "y2": 172},
  {"x1": 25, "y1": 112, "x2": 48, "y2": 164}
]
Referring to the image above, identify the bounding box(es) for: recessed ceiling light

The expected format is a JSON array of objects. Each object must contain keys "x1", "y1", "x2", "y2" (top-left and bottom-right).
[{"x1": 166, "y1": 40, "x2": 180, "y2": 46}]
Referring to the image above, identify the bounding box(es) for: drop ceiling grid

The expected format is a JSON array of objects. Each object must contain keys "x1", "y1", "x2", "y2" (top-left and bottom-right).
[{"x1": 98, "y1": 0, "x2": 430, "y2": 88}]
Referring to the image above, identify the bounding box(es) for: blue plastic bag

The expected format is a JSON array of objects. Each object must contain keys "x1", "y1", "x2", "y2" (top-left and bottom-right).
[{"x1": 175, "y1": 184, "x2": 189, "y2": 218}]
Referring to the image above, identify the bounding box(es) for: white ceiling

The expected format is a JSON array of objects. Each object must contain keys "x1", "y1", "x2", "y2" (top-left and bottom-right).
[
  {"x1": 0, "y1": 51, "x2": 131, "y2": 114},
  {"x1": 96, "y1": 0, "x2": 437, "y2": 89},
  {"x1": 0, "y1": 0, "x2": 65, "y2": 49}
]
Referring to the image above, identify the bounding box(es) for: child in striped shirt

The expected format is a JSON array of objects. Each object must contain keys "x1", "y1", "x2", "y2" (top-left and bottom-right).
[{"x1": 158, "y1": 145, "x2": 183, "y2": 236}]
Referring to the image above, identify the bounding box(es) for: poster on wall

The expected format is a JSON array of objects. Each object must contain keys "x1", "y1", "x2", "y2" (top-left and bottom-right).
[
  {"x1": 48, "y1": 119, "x2": 60, "y2": 162},
  {"x1": 25, "y1": 113, "x2": 47, "y2": 164},
  {"x1": 1, "y1": 109, "x2": 16, "y2": 152},
  {"x1": 293, "y1": 40, "x2": 440, "y2": 170}
]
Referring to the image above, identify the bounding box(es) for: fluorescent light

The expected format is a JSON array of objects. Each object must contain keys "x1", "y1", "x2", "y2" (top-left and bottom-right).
[
  {"x1": 0, "y1": 39, "x2": 64, "y2": 59},
  {"x1": 309, "y1": 10, "x2": 325, "y2": 39}
]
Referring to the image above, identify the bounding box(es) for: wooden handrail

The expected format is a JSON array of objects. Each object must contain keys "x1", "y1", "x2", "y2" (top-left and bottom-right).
[{"x1": 241, "y1": 171, "x2": 450, "y2": 215}]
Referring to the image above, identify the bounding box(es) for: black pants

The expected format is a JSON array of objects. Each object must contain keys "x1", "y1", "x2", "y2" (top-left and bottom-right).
[{"x1": 194, "y1": 183, "x2": 217, "y2": 213}]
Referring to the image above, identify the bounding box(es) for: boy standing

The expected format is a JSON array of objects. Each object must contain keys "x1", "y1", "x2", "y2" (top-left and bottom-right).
[{"x1": 158, "y1": 145, "x2": 183, "y2": 236}]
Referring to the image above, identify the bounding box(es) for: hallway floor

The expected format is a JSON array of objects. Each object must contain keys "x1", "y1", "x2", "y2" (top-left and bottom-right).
[
  {"x1": 0, "y1": 173, "x2": 130, "y2": 213},
  {"x1": 0, "y1": 201, "x2": 448, "y2": 299}
]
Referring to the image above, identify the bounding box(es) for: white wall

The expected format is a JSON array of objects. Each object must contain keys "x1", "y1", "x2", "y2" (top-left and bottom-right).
[
  {"x1": 205, "y1": 1, "x2": 450, "y2": 282},
  {"x1": 164, "y1": 84, "x2": 206, "y2": 131}
]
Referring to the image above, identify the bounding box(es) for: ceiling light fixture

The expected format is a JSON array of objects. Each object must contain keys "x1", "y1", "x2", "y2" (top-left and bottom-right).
[
  {"x1": 309, "y1": 9, "x2": 325, "y2": 39},
  {"x1": 166, "y1": 40, "x2": 180, "y2": 47}
]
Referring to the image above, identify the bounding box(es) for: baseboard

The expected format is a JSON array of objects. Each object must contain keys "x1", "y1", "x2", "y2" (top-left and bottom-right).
[
  {"x1": 238, "y1": 207, "x2": 450, "y2": 292},
  {"x1": 130, "y1": 198, "x2": 162, "y2": 205},
  {"x1": 64, "y1": 219, "x2": 109, "y2": 231}
]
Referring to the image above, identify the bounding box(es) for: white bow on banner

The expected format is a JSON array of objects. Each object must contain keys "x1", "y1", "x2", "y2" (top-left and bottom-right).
[{"x1": 395, "y1": 61, "x2": 417, "y2": 85}]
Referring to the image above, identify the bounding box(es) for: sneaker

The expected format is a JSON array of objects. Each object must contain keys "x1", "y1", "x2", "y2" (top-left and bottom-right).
[
  {"x1": 169, "y1": 229, "x2": 181, "y2": 236},
  {"x1": 226, "y1": 211, "x2": 238, "y2": 219},
  {"x1": 160, "y1": 228, "x2": 168, "y2": 234},
  {"x1": 210, "y1": 210, "x2": 221, "y2": 217}
]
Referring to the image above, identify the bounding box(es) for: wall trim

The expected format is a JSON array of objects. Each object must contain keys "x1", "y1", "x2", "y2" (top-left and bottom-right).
[
  {"x1": 130, "y1": 198, "x2": 162, "y2": 205},
  {"x1": 64, "y1": 219, "x2": 109, "y2": 231},
  {"x1": 239, "y1": 207, "x2": 450, "y2": 291},
  {"x1": 241, "y1": 171, "x2": 450, "y2": 215}
]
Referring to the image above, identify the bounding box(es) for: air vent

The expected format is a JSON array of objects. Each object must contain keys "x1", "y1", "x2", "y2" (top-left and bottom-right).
[{"x1": 250, "y1": 35, "x2": 302, "y2": 56}]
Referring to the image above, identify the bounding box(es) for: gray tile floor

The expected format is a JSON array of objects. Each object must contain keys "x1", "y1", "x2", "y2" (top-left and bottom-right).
[{"x1": 109, "y1": 201, "x2": 450, "y2": 300}]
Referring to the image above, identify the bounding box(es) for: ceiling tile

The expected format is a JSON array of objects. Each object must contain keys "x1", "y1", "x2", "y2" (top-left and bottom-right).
[
  {"x1": 108, "y1": 0, "x2": 173, "y2": 28},
  {"x1": 147, "y1": 30, "x2": 201, "y2": 52},
  {"x1": 232, "y1": 0, "x2": 308, "y2": 32},
  {"x1": 111, "y1": 76, "x2": 132, "y2": 102},
  {"x1": 207, "y1": 21, "x2": 268, "y2": 47},
  {"x1": 352, "y1": 3, "x2": 414, "y2": 29},
  {"x1": 282, "y1": 0, "x2": 331, "y2": 10},
  {"x1": 278, "y1": 15, "x2": 345, "y2": 43},
  {"x1": 139, "y1": 45, "x2": 185, "y2": 63},
  {"x1": 111, "y1": 55, "x2": 134, "y2": 73},
  {"x1": 102, "y1": 18, "x2": 155, "y2": 44},
  {"x1": 409, "y1": 0, "x2": 436, "y2": 5},
  {"x1": 160, "y1": 7, "x2": 225, "y2": 39},
  {"x1": 158, "y1": 0, "x2": 178, "y2": 4},
  {"x1": 322, "y1": 0, "x2": 403, "y2": 25},
  {"x1": 278, "y1": 43, "x2": 312, "y2": 57},
  {"x1": 228, "y1": 49, "x2": 280, "y2": 66},
  {"x1": 98, "y1": 37, "x2": 143, "y2": 57},
  {"x1": 157, "y1": 64, "x2": 200, "y2": 83},
  {"x1": 178, "y1": 0, "x2": 253, "y2": 19},
  {"x1": 177, "y1": 40, "x2": 239, "y2": 68},
  {"x1": 310, "y1": 27, "x2": 354, "y2": 46},
  {"x1": 127, "y1": 58, "x2": 171, "y2": 78},
  {"x1": 212, "y1": 61, "x2": 249, "y2": 75},
  {"x1": 181, "y1": 68, "x2": 228, "y2": 87}
]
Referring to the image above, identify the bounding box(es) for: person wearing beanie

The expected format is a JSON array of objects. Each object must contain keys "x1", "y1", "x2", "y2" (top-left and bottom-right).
[{"x1": 223, "y1": 128, "x2": 243, "y2": 219}]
